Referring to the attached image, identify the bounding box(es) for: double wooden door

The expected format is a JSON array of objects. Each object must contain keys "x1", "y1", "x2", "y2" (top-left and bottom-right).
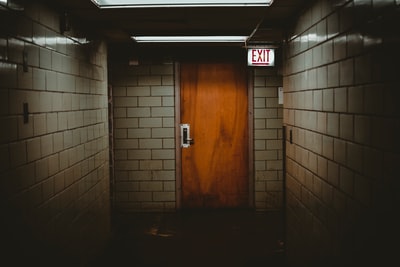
[{"x1": 180, "y1": 62, "x2": 249, "y2": 209}]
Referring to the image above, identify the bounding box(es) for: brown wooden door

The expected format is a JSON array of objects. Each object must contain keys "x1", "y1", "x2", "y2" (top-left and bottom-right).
[{"x1": 180, "y1": 62, "x2": 249, "y2": 208}]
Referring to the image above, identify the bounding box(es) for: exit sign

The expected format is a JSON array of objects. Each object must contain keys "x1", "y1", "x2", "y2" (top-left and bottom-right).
[{"x1": 247, "y1": 48, "x2": 275, "y2": 66}]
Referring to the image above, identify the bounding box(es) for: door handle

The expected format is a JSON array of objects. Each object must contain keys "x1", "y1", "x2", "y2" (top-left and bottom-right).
[{"x1": 180, "y1": 124, "x2": 194, "y2": 148}]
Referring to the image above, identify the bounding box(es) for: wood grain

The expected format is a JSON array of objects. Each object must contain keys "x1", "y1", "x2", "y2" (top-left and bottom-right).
[{"x1": 181, "y1": 62, "x2": 249, "y2": 208}]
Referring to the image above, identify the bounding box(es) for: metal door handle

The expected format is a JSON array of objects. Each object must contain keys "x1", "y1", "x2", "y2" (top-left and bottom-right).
[{"x1": 180, "y1": 124, "x2": 194, "y2": 148}]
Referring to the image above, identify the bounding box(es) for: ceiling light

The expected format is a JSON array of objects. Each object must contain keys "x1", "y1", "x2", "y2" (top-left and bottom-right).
[
  {"x1": 0, "y1": 0, "x2": 23, "y2": 11},
  {"x1": 132, "y1": 36, "x2": 249, "y2": 43},
  {"x1": 91, "y1": 0, "x2": 273, "y2": 8}
]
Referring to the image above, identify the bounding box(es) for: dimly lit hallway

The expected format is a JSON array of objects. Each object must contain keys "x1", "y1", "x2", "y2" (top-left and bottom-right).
[
  {"x1": 90, "y1": 210, "x2": 285, "y2": 267},
  {"x1": 2, "y1": 0, "x2": 400, "y2": 266}
]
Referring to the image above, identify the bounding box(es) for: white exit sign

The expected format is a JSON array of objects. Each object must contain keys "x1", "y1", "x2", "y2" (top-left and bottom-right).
[{"x1": 247, "y1": 48, "x2": 275, "y2": 66}]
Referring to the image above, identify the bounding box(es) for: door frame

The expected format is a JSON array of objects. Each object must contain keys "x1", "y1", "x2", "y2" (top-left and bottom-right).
[{"x1": 174, "y1": 62, "x2": 254, "y2": 209}]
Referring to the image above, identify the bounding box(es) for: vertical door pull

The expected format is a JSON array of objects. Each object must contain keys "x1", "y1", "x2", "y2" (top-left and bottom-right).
[{"x1": 180, "y1": 124, "x2": 194, "y2": 148}]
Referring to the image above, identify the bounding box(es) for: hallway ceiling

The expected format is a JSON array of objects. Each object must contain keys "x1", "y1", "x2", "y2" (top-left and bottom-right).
[{"x1": 43, "y1": 0, "x2": 309, "y2": 45}]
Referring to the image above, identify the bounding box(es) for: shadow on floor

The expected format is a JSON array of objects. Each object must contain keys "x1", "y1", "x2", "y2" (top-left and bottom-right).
[{"x1": 90, "y1": 209, "x2": 287, "y2": 267}]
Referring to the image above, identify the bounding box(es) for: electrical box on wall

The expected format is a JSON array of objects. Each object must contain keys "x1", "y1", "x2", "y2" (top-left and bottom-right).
[{"x1": 278, "y1": 87, "x2": 283, "y2": 105}]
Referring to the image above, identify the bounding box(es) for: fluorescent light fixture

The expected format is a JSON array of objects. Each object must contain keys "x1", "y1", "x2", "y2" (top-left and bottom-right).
[
  {"x1": 0, "y1": 0, "x2": 23, "y2": 10},
  {"x1": 132, "y1": 36, "x2": 249, "y2": 43},
  {"x1": 91, "y1": 0, "x2": 273, "y2": 8}
]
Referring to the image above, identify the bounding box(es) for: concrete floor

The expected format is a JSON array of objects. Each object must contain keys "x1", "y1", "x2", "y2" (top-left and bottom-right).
[{"x1": 90, "y1": 210, "x2": 286, "y2": 267}]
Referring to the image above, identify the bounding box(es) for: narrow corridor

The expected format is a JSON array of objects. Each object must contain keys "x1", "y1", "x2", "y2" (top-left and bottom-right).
[
  {"x1": 90, "y1": 210, "x2": 285, "y2": 267},
  {"x1": 2, "y1": 1, "x2": 399, "y2": 266}
]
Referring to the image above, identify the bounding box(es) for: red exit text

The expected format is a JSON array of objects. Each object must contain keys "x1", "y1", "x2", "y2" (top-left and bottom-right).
[{"x1": 247, "y1": 48, "x2": 275, "y2": 66}]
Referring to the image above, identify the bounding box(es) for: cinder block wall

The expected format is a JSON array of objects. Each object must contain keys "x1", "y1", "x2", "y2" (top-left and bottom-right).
[
  {"x1": 0, "y1": 1, "x2": 110, "y2": 265},
  {"x1": 110, "y1": 57, "x2": 283, "y2": 212},
  {"x1": 111, "y1": 61, "x2": 176, "y2": 211},
  {"x1": 254, "y1": 68, "x2": 284, "y2": 210},
  {"x1": 283, "y1": 0, "x2": 400, "y2": 266}
]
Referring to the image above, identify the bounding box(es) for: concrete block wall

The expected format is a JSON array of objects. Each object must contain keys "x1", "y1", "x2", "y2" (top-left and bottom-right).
[
  {"x1": 253, "y1": 68, "x2": 284, "y2": 210},
  {"x1": 283, "y1": 0, "x2": 400, "y2": 266},
  {"x1": 0, "y1": 1, "x2": 110, "y2": 265},
  {"x1": 111, "y1": 58, "x2": 284, "y2": 211},
  {"x1": 111, "y1": 62, "x2": 176, "y2": 211}
]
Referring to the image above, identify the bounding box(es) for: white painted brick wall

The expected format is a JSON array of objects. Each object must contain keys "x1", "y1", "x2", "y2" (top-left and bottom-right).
[
  {"x1": 112, "y1": 63, "x2": 176, "y2": 211},
  {"x1": 254, "y1": 68, "x2": 284, "y2": 210}
]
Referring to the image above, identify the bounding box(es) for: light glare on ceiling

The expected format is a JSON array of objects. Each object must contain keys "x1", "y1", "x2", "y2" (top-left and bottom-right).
[
  {"x1": 132, "y1": 36, "x2": 249, "y2": 43},
  {"x1": 91, "y1": 0, "x2": 273, "y2": 8}
]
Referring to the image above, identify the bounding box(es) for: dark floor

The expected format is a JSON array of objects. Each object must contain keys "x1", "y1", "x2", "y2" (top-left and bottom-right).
[{"x1": 90, "y1": 209, "x2": 286, "y2": 267}]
